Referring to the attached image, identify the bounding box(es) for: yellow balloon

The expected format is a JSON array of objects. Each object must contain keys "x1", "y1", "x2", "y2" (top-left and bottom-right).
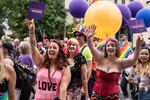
[{"x1": 84, "y1": 1, "x2": 122, "y2": 39}]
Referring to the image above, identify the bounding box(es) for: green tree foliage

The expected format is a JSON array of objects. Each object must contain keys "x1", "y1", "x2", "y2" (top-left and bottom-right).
[
  {"x1": 0, "y1": 0, "x2": 66, "y2": 40},
  {"x1": 0, "y1": 0, "x2": 28, "y2": 39},
  {"x1": 37, "y1": 0, "x2": 66, "y2": 40}
]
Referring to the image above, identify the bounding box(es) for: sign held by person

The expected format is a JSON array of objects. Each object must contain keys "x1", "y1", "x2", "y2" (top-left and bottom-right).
[{"x1": 27, "y1": 1, "x2": 46, "y2": 20}]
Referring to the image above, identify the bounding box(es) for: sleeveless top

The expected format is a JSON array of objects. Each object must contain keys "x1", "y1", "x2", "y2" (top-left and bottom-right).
[
  {"x1": 0, "y1": 79, "x2": 8, "y2": 100},
  {"x1": 93, "y1": 69, "x2": 121, "y2": 97},
  {"x1": 68, "y1": 52, "x2": 87, "y2": 90},
  {"x1": 34, "y1": 67, "x2": 63, "y2": 100},
  {"x1": 139, "y1": 71, "x2": 150, "y2": 91},
  {"x1": 68, "y1": 63, "x2": 82, "y2": 89}
]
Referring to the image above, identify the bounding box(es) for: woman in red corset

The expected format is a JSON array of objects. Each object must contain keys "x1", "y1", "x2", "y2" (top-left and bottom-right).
[{"x1": 86, "y1": 25, "x2": 143, "y2": 100}]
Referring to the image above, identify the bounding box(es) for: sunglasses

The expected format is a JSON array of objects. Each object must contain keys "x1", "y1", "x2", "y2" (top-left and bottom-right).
[{"x1": 74, "y1": 34, "x2": 85, "y2": 38}]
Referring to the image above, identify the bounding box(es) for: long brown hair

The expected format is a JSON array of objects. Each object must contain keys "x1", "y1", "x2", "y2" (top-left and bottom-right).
[
  {"x1": 135, "y1": 47, "x2": 150, "y2": 76},
  {"x1": 42, "y1": 39, "x2": 69, "y2": 70}
]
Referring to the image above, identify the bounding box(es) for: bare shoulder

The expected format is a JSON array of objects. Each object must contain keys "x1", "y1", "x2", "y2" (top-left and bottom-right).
[
  {"x1": 6, "y1": 64, "x2": 16, "y2": 84},
  {"x1": 4, "y1": 63, "x2": 15, "y2": 74},
  {"x1": 3, "y1": 58, "x2": 14, "y2": 67},
  {"x1": 62, "y1": 66, "x2": 71, "y2": 74},
  {"x1": 64, "y1": 66, "x2": 70, "y2": 71}
]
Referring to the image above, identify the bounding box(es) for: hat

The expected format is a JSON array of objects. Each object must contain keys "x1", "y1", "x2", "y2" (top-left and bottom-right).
[{"x1": 73, "y1": 23, "x2": 86, "y2": 36}]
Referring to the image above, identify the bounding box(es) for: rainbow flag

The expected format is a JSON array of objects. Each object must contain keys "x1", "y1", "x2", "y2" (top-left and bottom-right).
[
  {"x1": 96, "y1": 39, "x2": 106, "y2": 50},
  {"x1": 119, "y1": 41, "x2": 133, "y2": 59}
]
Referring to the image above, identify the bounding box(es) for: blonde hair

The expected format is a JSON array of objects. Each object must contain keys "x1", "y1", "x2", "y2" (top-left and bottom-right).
[
  {"x1": 135, "y1": 63, "x2": 150, "y2": 77},
  {"x1": 19, "y1": 41, "x2": 31, "y2": 55},
  {"x1": 64, "y1": 38, "x2": 80, "y2": 56},
  {"x1": 0, "y1": 43, "x2": 6, "y2": 83}
]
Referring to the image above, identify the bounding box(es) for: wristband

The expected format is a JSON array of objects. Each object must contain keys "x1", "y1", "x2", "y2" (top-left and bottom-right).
[{"x1": 31, "y1": 40, "x2": 36, "y2": 46}]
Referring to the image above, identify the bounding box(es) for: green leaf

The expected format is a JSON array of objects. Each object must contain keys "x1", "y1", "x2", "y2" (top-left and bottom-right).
[{"x1": 0, "y1": 0, "x2": 67, "y2": 40}]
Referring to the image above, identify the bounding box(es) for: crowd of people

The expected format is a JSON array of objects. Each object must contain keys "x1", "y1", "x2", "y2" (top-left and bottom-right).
[{"x1": 0, "y1": 19, "x2": 150, "y2": 100}]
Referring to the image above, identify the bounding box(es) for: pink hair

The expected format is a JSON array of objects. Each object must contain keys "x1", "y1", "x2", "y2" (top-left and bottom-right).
[{"x1": 64, "y1": 38, "x2": 80, "y2": 56}]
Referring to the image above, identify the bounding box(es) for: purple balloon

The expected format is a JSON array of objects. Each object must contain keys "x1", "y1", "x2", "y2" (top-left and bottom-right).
[
  {"x1": 69, "y1": 0, "x2": 88, "y2": 18},
  {"x1": 117, "y1": 4, "x2": 131, "y2": 28},
  {"x1": 127, "y1": 1, "x2": 144, "y2": 18}
]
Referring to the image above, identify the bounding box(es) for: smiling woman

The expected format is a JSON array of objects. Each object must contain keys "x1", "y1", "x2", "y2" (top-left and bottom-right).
[
  {"x1": 104, "y1": 38, "x2": 120, "y2": 58},
  {"x1": 86, "y1": 25, "x2": 143, "y2": 100},
  {"x1": 134, "y1": 47, "x2": 150, "y2": 100},
  {"x1": 25, "y1": 19, "x2": 71, "y2": 100},
  {"x1": 64, "y1": 38, "x2": 79, "y2": 56},
  {"x1": 64, "y1": 38, "x2": 89, "y2": 100}
]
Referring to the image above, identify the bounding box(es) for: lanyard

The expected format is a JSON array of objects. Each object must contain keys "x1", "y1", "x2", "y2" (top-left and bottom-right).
[
  {"x1": 48, "y1": 68, "x2": 60, "y2": 100},
  {"x1": 48, "y1": 68, "x2": 57, "y2": 84}
]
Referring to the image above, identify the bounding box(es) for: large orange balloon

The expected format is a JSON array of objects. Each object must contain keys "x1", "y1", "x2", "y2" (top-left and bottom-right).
[{"x1": 84, "y1": 1, "x2": 122, "y2": 39}]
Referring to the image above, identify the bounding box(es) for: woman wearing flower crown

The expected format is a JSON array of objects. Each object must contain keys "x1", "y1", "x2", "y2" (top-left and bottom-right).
[{"x1": 86, "y1": 25, "x2": 143, "y2": 100}]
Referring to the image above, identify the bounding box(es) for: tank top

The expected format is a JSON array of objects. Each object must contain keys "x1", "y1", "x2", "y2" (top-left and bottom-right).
[
  {"x1": 34, "y1": 67, "x2": 63, "y2": 100},
  {"x1": 93, "y1": 69, "x2": 121, "y2": 96},
  {"x1": 68, "y1": 64, "x2": 82, "y2": 89},
  {"x1": 0, "y1": 79, "x2": 8, "y2": 100}
]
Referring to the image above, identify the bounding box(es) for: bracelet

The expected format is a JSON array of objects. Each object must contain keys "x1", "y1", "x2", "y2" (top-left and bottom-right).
[
  {"x1": 29, "y1": 30, "x2": 34, "y2": 34},
  {"x1": 31, "y1": 40, "x2": 36, "y2": 46}
]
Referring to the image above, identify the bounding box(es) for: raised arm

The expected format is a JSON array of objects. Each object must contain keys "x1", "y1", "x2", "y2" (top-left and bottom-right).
[
  {"x1": 87, "y1": 25, "x2": 103, "y2": 63},
  {"x1": 25, "y1": 19, "x2": 43, "y2": 67},
  {"x1": 120, "y1": 34, "x2": 143, "y2": 68}
]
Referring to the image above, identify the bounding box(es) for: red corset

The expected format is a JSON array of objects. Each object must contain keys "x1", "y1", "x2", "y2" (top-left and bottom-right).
[{"x1": 93, "y1": 69, "x2": 121, "y2": 97}]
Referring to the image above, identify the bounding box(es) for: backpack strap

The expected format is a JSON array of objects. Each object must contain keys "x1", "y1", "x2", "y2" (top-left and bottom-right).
[
  {"x1": 79, "y1": 45, "x2": 88, "y2": 65},
  {"x1": 80, "y1": 44, "x2": 87, "y2": 54}
]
